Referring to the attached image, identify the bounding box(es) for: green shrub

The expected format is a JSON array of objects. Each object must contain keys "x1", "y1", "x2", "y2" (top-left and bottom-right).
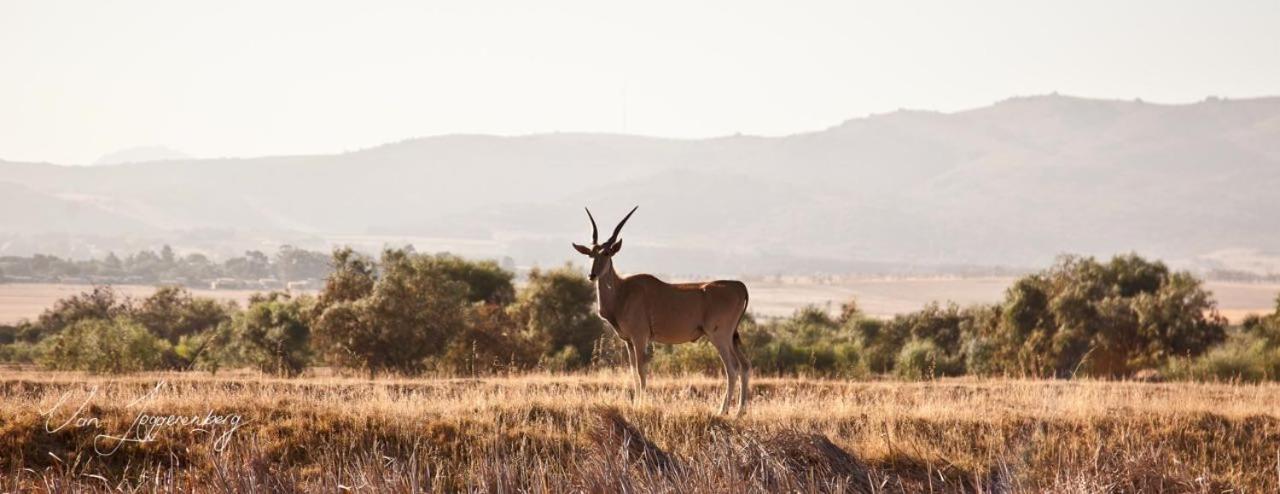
[
  {"x1": 992, "y1": 254, "x2": 1226, "y2": 377},
  {"x1": 542, "y1": 346, "x2": 582, "y2": 373},
  {"x1": 509, "y1": 265, "x2": 605, "y2": 370},
  {"x1": 1164, "y1": 333, "x2": 1280, "y2": 383},
  {"x1": 832, "y1": 342, "x2": 865, "y2": 378},
  {"x1": 0, "y1": 341, "x2": 40, "y2": 364},
  {"x1": 895, "y1": 339, "x2": 963, "y2": 380},
  {"x1": 750, "y1": 341, "x2": 806, "y2": 375},
  {"x1": 962, "y1": 336, "x2": 1000, "y2": 376},
  {"x1": 237, "y1": 292, "x2": 314, "y2": 376},
  {"x1": 851, "y1": 318, "x2": 904, "y2": 373},
  {"x1": 313, "y1": 248, "x2": 469, "y2": 378},
  {"x1": 39, "y1": 317, "x2": 170, "y2": 373},
  {"x1": 650, "y1": 343, "x2": 722, "y2": 375}
]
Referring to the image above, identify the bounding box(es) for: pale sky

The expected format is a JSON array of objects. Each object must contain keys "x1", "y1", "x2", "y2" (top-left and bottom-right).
[{"x1": 2, "y1": 0, "x2": 1277, "y2": 165}]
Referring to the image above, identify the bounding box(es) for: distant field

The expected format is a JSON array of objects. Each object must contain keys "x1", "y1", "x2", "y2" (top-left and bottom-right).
[
  {"x1": 0, "y1": 278, "x2": 1276, "y2": 324},
  {"x1": 0, "y1": 284, "x2": 314, "y2": 325},
  {"x1": 746, "y1": 278, "x2": 1279, "y2": 322}
]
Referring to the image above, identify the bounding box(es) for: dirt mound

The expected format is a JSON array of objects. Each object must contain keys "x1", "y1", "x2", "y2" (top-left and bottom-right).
[
  {"x1": 589, "y1": 407, "x2": 677, "y2": 473},
  {"x1": 761, "y1": 431, "x2": 866, "y2": 480},
  {"x1": 708, "y1": 428, "x2": 874, "y2": 492}
]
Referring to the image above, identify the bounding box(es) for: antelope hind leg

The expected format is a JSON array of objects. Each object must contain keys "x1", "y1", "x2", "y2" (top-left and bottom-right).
[
  {"x1": 732, "y1": 334, "x2": 750, "y2": 415},
  {"x1": 712, "y1": 339, "x2": 739, "y2": 415}
]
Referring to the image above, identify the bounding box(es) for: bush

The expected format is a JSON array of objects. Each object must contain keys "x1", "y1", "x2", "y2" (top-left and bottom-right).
[
  {"x1": 509, "y1": 265, "x2": 604, "y2": 370},
  {"x1": 542, "y1": 346, "x2": 582, "y2": 373},
  {"x1": 425, "y1": 254, "x2": 516, "y2": 305},
  {"x1": 650, "y1": 343, "x2": 723, "y2": 375},
  {"x1": 39, "y1": 317, "x2": 170, "y2": 373},
  {"x1": 895, "y1": 339, "x2": 963, "y2": 380},
  {"x1": 132, "y1": 286, "x2": 233, "y2": 344},
  {"x1": 962, "y1": 336, "x2": 1001, "y2": 376},
  {"x1": 313, "y1": 248, "x2": 469, "y2": 378},
  {"x1": 895, "y1": 340, "x2": 936, "y2": 380},
  {"x1": 1241, "y1": 295, "x2": 1280, "y2": 346},
  {"x1": 438, "y1": 304, "x2": 541, "y2": 375},
  {"x1": 1164, "y1": 332, "x2": 1280, "y2": 383},
  {"x1": 749, "y1": 340, "x2": 806, "y2": 376},
  {"x1": 0, "y1": 341, "x2": 40, "y2": 364},
  {"x1": 832, "y1": 342, "x2": 864, "y2": 378},
  {"x1": 850, "y1": 318, "x2": 905, "y2": 374},
  {"x1": 991, "y1": 254, "x2": 1226, "y2": 377},
  {"x1": 35, "y1": 285, "x2": 130, "y2": 337},
  {"x1": 237, "y1": 292, "x2": 314, "y2": 376}
]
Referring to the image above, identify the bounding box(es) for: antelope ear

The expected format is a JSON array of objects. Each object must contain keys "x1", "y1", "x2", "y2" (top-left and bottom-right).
[
  {"x1": 608, "y1": 239, "x2": 623, "y2": 254},
  {"x1": 572, "y1": 243, "x2": 593, "y2": 256}
]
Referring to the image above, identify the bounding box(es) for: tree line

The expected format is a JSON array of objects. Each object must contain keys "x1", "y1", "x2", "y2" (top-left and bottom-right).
[
  {"x1": 2, "y1": 249, "x2": 1277, "y2": 381},
  {"x1": 0, "y1": 245, "x2": 331, "y2": 286},
  {"x1": 733, "y1": 254, "x2": 1277, "y2": 381}
]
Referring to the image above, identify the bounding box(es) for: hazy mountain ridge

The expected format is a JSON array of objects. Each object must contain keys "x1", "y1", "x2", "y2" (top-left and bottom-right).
[
  {"x1": 2, "y1": 94, "x2": 1278, "y2": 274},
  {"x1": 93, "y1": 146, "x2": 192, "y2": 166}
]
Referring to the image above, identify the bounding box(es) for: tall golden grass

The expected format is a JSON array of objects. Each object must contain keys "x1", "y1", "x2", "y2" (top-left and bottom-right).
[{"x1": 2, "y1": 369, "x2": 1278, "y2": 492}]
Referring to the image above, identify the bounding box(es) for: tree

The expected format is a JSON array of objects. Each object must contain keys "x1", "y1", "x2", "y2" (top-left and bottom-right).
[
  {"x1": 316, "y1": 247, "x2": 375, "y2": 309},
  {"x1": 35, "y1": 285, "x2": 130, "y2": 337},
  {"x1": 422, "y1": 254, "x2": 516, "y2": 305},
  {"x1": 879, "y1": 302, "x2": 970, "y2": 376},
  {"x1": 313, "y1": 248, "x2": 469, "y2": 378},
  {"x1": 508, "y1": 265, "x2": 603, "y2": 369},
  {"x1": 851, "y1": 317, "x2": 909, "y2": 374},
  {"x1": 102, "y1": 252, "x2": 123, "y2": 276},
  {"x1": 989, "y1": 254, "x2": 1226, "y2": 377},
  {"x1": 131, "y1": 286, "x2": 233, "y2": 344},
  {"x1": 439, "y1": 304, "x2": 541, "y2": 375},
  {"x1": 276, "y1": 245, "x2": 332, "y2": 281},
  {"x1": 160, "y1": 244, "x2": 176, "y2": 265},
  {"x1": 237, "y1": 292, "x2": 314, "y2": 376},
  {"x1": 1241, "y1": 294, "x2": 1280, "y2": 346},
  {"x1": 837, "y1": 298, "x2": 861, "y2": 326},
  {"x1": 127, "y1": 286, "x2": 234, "y2": 369},
  {"x1": 225, "y1": 250, "x2": 273, "y2": 280}
]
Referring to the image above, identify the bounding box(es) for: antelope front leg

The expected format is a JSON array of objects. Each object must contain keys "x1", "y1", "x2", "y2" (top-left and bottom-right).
[
  {"x1": 624, "y1": 340, "x2": 639, "y2": 401},
  {"x1": 634, "y1": 341, "x2": 649, "y2": 392},
  {"x1": 629, "y1": 338, "x2": 650, "y2": 404}
]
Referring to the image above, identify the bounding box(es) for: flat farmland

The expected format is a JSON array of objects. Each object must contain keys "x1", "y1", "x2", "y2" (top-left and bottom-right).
[
  {"x1": 0, "y1": 284, "x2": 313, "y2": 325},
  {"x1": 742, "y1": 278, "x2": 1279, "y2": 322},
  {"x1": 1, "y1": 279, "x2": 1275, "y2": 324}
]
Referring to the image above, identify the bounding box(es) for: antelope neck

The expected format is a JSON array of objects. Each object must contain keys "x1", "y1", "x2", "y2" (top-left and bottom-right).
[{"x1": 595, "y1": 258, "x2": 622, "y2": 324}]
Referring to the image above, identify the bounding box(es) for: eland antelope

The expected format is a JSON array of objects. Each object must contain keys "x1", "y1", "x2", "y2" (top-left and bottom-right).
[{"x1": 573, "y1": 206, "x2": 752, "y2": 415}]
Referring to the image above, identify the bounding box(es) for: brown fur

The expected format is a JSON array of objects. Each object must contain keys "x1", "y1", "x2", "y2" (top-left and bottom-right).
[{"x1": 575, "y1": 207, "x2": 752, "y2": 415}]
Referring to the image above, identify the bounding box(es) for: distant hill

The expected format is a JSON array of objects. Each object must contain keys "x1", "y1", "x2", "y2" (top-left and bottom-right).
[
  {"x1": 2, "y1": 94, "x2": 1279, "y2": 275},
  {"x1": 92, "y1": 146, "x2": 192, "y2": 166}
]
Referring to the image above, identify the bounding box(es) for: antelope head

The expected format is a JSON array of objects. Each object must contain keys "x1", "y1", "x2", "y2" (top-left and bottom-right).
[{"x1": 572, "y1": 206, "x2": 637, "y2": 281}]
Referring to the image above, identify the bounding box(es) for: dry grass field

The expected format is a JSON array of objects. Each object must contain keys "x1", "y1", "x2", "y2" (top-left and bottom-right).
[{"x1": 2, "y1": 369, "x2": 1278, "y2": 492}]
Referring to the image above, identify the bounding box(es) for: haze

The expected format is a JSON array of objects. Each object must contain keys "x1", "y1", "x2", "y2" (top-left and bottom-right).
[{"x1": 2, "y1": 0, "x2": 1278, "y2": 165}]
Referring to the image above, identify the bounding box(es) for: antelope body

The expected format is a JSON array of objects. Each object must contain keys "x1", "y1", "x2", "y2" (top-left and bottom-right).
[{"x1": 573, "y1": 206, "x2": 751, "y2": 415}]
